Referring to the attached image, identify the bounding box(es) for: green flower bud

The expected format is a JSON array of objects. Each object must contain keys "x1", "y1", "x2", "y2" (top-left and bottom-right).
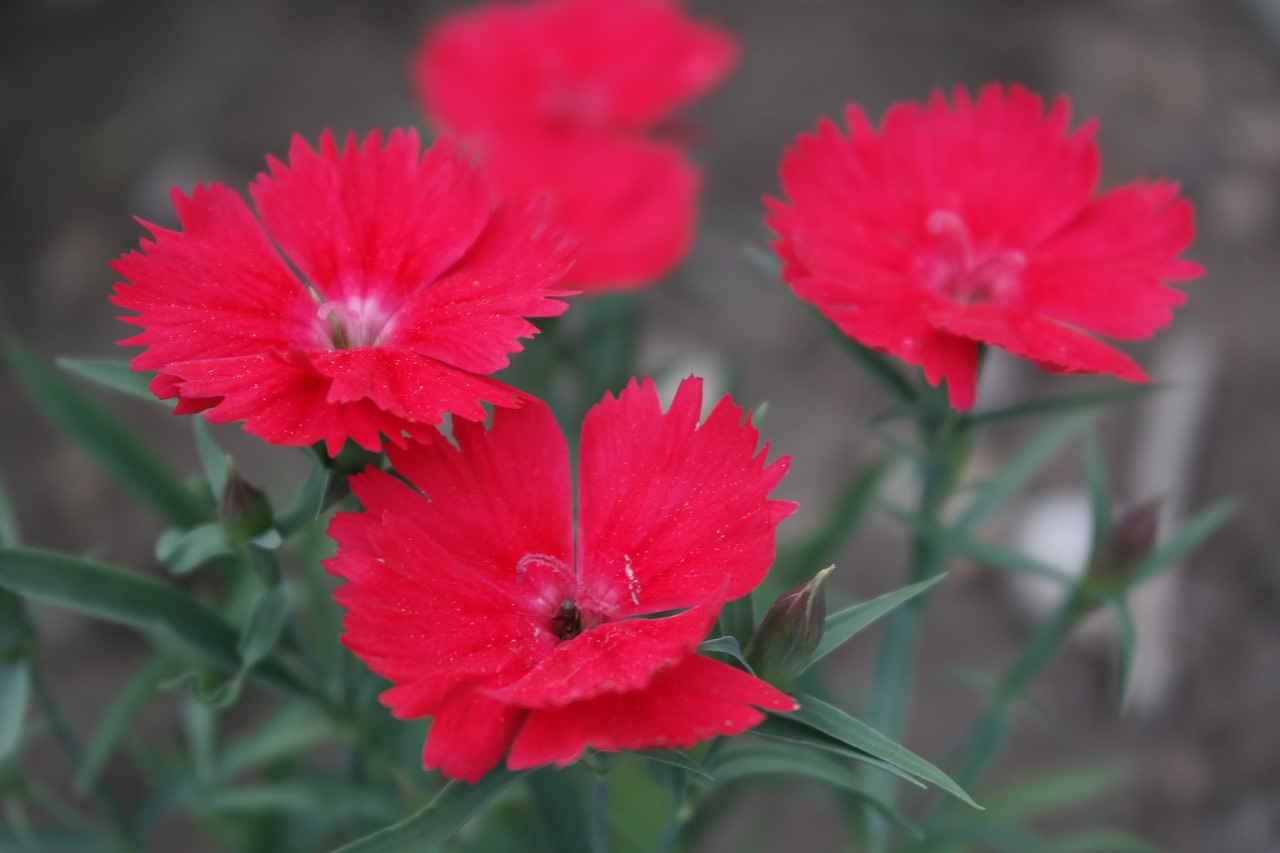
[
  {"x1": 745, "y1": 566, "x2": 834, "y2": 689},
  {"x1": 1086, "y1": 496, "x2": 1162, "y2": 590},
  {"x1": 220, "y1": 465, "x2": 274, "y2": 545}
]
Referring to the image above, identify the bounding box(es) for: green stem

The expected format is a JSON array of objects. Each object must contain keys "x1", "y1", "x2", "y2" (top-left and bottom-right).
[
  {"x1": 927, "y1": 589, "x2": 1090, "y2": 826},
  {"x1": 857, "y1": 395, "x2": 968, "y2": 850},
  {"x1": 589, "y1": 769, "x2": 610, "y2": 853}
]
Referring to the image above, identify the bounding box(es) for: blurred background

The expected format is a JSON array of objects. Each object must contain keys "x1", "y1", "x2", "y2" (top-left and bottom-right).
[{"x1": 1, "y1": 0, "x2": 1278, "y2": 849}]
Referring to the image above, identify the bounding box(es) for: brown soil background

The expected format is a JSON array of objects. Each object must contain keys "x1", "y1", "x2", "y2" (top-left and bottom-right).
[{"x1": 2, "y1": 0, "x2": 1279, "y2": 850}]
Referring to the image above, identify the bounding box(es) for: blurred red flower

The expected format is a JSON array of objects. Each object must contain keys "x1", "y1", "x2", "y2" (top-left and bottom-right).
[
  {"x1": 326, "y1": 376, "x2": 797, "y2": 782},
  {"x1": 112, "y1": 129, "x2": 572, "y2": 455},
  {"x1": 767, "y1": 84, "x2": 1203, "y2": 410},
  {"x1": 413, "y1": 0, "x2": 738, "y2": 291}
]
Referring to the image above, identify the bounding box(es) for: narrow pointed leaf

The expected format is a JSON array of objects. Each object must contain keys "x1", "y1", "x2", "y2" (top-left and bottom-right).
[
  {"x1": 0, "y1": 547, "x2": 239, "y2": 669},
  {"x1": 1083, "y1": 434, "x2": 1111, "y2": 551},
  {"x1": 711, "y1": 745, "x2": 920, "y2": 838},
  {"x1": 1108, "y1": 598, "x2": 1138, "y2": 710},
  {"x1": 955, "y1": 415, "x2": 1089, "y2": 533},
  {"x1": 0, "y1": 468, "x2": 18, "y2": 548},
  {"x1": 526, "y1": 768, "x2": 592, "y2": 853},
  {"x1": 824, "y1": 322, "x2": 917, "y2": 404},
  {"x1": 631, "y1": 749, "x2": 713, "y2": 781},
  {"x1": 788, "y1": 694, "x2": 980, "y2": 808},
  {"x1": 1128, "y1": 499, "x2": 1236, "y2": 586},
  {"x1": 331, "y1": 768, "x2": 527, "y2": 853},
  {"x1": 806, "y1": 575, "x2": 947, "y2": 670},
  {"x1": 752, "y1": 714, "x2": 925, "y2": 790},
  {"x1": 155, "y1": 523, "x2": 235, "y2": 575},
  {"x1": 783, "y1": 456, "x2": 889, "y2": 576},
  {"x1": 7, "y1": 342, "x2": 205, "y2": 526},
  {"x1": 0, "y1": 660, "x2": 31, "y2": 760},
  {"x1": 192, "y1": 420, "x2": 229, "y2": 501},
  {"x1": 968, "y1": 384, "x2": 1164, "y2": 425},
  {"x1": 698, "y1": 636, "x2": 752, "y2": 671},
  {"x1": 55, "y1": 357, "x2": 163, "y2": 405}
]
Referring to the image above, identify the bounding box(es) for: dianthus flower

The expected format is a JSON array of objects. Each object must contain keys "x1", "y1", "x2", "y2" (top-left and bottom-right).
[
  {"x1": 767, "y1": 84, "x2": 1203, "y2": 410},
  {"x1": 413, "y1": 0, "x2": 737, "y2": 138},
  {"x1": 412, "y1": 0, "x2": 739, "y2": 290},
  {"x1": 112, "y1": 130, "x2": 573, "y2": 455},
  {"x1": 325, "y1": 376, "x2": 798, "y2": 782}
]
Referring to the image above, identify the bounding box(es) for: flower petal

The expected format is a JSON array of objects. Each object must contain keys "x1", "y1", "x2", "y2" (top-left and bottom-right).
[
  {"x1": 506, "y1": 654, "x2": 797, "y2": 770},
  {"x1": 422, "y1": 690, "x2": 528, "y2": 784},
  {"x1": 415, "y1": 0, "x2": 738, "y2": 136},
  {"x1": 250, "y1": 130, "x2": 490, "y2": 308},
  {"x1": 1027, "y1": 180, "x2": 1199, "y2": 338},
  {"x1": 486, "y1": 596, "x2": 721, "y2": 708},
  {"x1": 384, "y1": 397, "x2": 576, "y2": 618},
  {"x1": 479, "y1": 133, "x2": 699, "y2": 291},
  {"x1": 577, "y1": 376, "x2": 795, "y2": 617},
  {"x1": 111, "y1": 184, "x2": 319, "y2": 370},
  {"x1": 385, "y1": 194, "x2": 574, "y2": 371}
]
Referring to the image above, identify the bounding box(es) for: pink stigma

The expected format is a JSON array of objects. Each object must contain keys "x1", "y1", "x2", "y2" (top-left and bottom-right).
[
  {"x1": 316, "y1": 295, "x2": 397, "y2": 349},
  {"x1": 914, "y1": 210, "x2": 1026, "y2": 306}
]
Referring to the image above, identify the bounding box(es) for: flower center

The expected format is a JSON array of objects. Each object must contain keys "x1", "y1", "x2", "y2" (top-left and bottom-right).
[
  {"x1": 913, "y1": 210, "x2": 1026, "y2": 306},
  {"x1": 315, "y1": 294, "x2": 397, "y2": 350},
  {"x1": 551, "y1": 600, "x2": 583, "y2": 640}
]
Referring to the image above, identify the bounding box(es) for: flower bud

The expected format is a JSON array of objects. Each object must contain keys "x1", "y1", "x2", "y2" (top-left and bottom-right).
[
  {"x1": 220, "y1": 465, "x2": 274, "y2": 545},
  {"x1": 745, "y1": 566, "x2": 834, "y2": 689},
  {"x1": 1085, "y1": 496, "x2": 1162, "y2": 589}
]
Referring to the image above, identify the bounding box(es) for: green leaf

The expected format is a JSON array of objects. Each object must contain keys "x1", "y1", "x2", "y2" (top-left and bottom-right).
[
  {"x1": 781, "y1": 457, "x2": 890, "y2": 578},
  {"x1": 1128, "y1": 499, "x2": 1236, "y2": 587},
  {"x1": 711, "y1": 745, "x2": 919, "y2": 839},
  {"x1": 825, "y1": 324, "x2": 917, "y2": 404},
  {"x1": 276, "y1": 462, "x2": 329, "y2": 536},
  {"x1": 7, "y1": 342, "x2": 205, "y2": 526},
  {"x1": 954, "y1": 414, "x2": 1090, "y2": 534},
  {"x1": 879, "y1": 515, "x2": 1073, "y2": 587},
  {"x1": 155, "y1": 523, "x2": 235, "y2": 575},
  {"x1": 217, "y1": 703, "x2": 333, "y2": 780},
  {"x1": 786, "y1": 695, "x2": 980, "y2": 809},
  {"x1": 630, "y1": 749, "x2": 713, "y2": 782},
  {"x1": 0, "y1": 547, "x2": 239, "y2": 670},
  {"x1": 967, "y1": 384, "x2": 1164, "y2": 426},
  {"x1": 55, "y1": 357, "x2": 163, "y2": 405},
  {"x1": 717, "y1": 591, "x2": 756, "y2": 650},
  {"x1": 526, "y1": 768, "x2": 592, "y2": 853},
  {"x1": 1042, "y1": 828, "x2": 1162, "y2": 853},
  {"x1": 698, "y1": 636, "x2": 752, "y2": 671},
  {"x1": 1108, "y1": 599, "x2": 1138, "y2": 710},
  {"x1": 238, "y1": 587, "x2": 289, "y2": 666},
  {"x1": 331, "y1": 768, "x2": 527, "y2": 853},
  {"x1": 752, "y1": 715, "x2": 925, "y2": 791},
  {"x1": 806, "y1": 575, "x2": 947, "y2": 671},
  {"x1": 197, "y1": 781, "x2": 398, "y2": 821},
  {"x1": 0, "y1": 467, "x2": 19, "y2": 548},
  {"x1": 1083, "y1": 433, "x2": 1111, "y2": 552},
  {"x1": 192, "y1": 420, "x2": 229, "y2": 501},
  {"x1": 77, "y1": 653, "x2": 172, "y2": 792},
  {"x1": 0, "y1": 660, "x2": 31, "y2": 761},
  {"x1": 979, "y1": 762, "x2": 1132, "y2": 823}
]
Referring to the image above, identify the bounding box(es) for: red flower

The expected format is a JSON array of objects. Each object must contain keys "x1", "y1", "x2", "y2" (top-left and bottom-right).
[
  {"x1": 480, "y1": 133, "x2": 699, "y2": 290},
  {"x1": 112, "y1": 130, "x2": 573, "y2": 455},
  {"x1": 413, "y1": 0, "x2": 738, "y2": 138},
  {"x1": 412, "y1": 0, "x2": 738, "y2": 291},
  {"x1": 325, "y1": 376, "x2": 798, "y2": 782},
  {"x1": 767, "y1": 84, "x2": 1203, "y2": 410}
]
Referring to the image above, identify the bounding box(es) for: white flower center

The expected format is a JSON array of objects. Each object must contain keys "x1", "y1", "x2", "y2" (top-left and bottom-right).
[
  {"x1": 315, "y1": 294, "x2": 397, "y2": 349},
  {"x1": 914, "y1": 210, "x2": 1026, "y2": 306}
]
